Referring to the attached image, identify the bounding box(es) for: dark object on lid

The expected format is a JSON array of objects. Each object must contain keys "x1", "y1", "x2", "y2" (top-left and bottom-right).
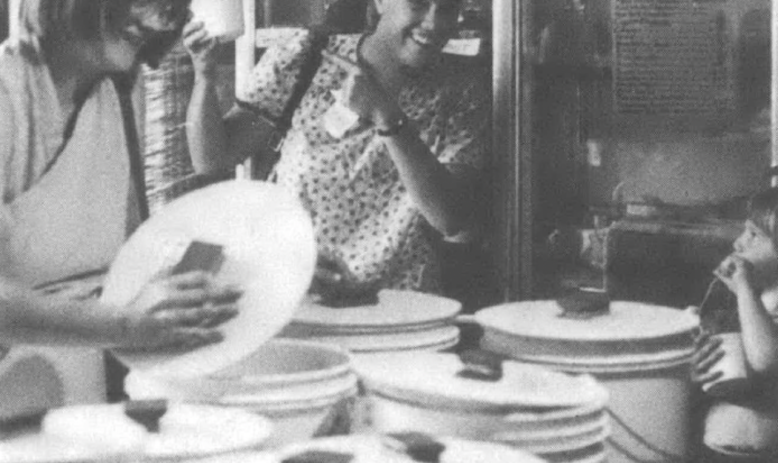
[
  {"x1": 456, "y1": 349, "x2": 504, "y2": 382},
  {"x1": 556, "y1": 289, "x2": 610, "y2": 319},
  {"x1": 318, "y1": 290, "x2": 380, "y2": 308},
  {"x1": 282, "y1": 450, "x2": 354, "y2": 463},
  {"x1": 171, "y1": 241, "x2": 224, "y2": 275},
  {"x1": 124, "y1": 399, "x2": 168, "y2": 433},
  {"x1": 384, "y1": 432, "x2": 446, "y2": 463},
  {"x1": 0, "y1": 408, "x2": 47, "y2": 435}
]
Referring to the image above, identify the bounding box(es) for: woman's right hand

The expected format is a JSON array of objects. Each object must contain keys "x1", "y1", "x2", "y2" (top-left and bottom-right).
[
  {"x1": 310, "y1": 253, "x2": 380, "y2": 307},
  {"x1": 116, "y1": 271, "x2": 241, "y2": 351},
  {"x1": 691, "y1": 330, "x2": 725, "y2": 387}
]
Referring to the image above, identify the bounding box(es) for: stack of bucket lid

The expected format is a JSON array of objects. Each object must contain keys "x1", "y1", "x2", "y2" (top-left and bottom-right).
[
  {"x1": 0, "y1": 402, "x2": 273, "y2": 463},
  {"x1": 125, "y1": 339, "x2": 359, "y2": 447},
  {"x1": 280, "y1": 290, "x2": 462, "y2": 354},
  {"x1": 353, "y1": 351, "x2": 610, "y2": 463},
  {"x1": 474, "y1": 300, "x2": 699, "y2": 463},
  {"x1": 197, "y1": 433, "x2": 549, "y2": 463}
]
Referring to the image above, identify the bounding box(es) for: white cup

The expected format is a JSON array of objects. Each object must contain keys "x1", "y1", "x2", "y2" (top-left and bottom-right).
[
  {"x1": 702, "y1": 332, "x2": 751, "y2": 397},
  {"x1": 190, "y1": 0, "x2": 245, "y2": 43}
]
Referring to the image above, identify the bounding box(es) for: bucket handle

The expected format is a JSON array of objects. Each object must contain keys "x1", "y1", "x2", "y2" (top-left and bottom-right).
[{"x1": 606, "y1": 407, "x2": 689, "y2": 463}]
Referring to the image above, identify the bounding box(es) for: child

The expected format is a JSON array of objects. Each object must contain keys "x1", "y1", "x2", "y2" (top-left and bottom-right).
[{"x1": 692, "y1": 187, "x2": 778, "y2": 462}]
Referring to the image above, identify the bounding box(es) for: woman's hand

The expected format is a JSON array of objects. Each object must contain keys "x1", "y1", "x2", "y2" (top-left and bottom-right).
[
  {"x1": 116, "y1": 271, "x2": 241, "y2": 351},
  {"x1": 310, "y1": 253, "x2": 380, "y2": 307},
  {"x1": 691, "y1": 330, "x2": 725, "y2": 387},
  {"x1": 182, "y1": 20, "x2": 219, "y2": 79},
  {"x1": 714, "y1": 254, "x2": 757, "y2": 295},
  {"x1": 323, "y1": 51, "x2": 404, "y2": 130}
]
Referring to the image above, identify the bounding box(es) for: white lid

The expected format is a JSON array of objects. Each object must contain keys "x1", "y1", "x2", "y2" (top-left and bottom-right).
[
  {"x1": 475, "y1": 300, "x2": 699, "y2": 342},
  {"x1": 40, "y1": 403, "x2": 272, "y2": 460},
  {"x1": 290, "y1": 325, "x2": 460, "y2": 353},
  {"x1": 101, "y1": 181, "x2": 317, "y2": 377},
  {"x1": 293, "y1": 290, "x2": 461, "y2": 330},
  {"x1": 275, "y1": 435, "x2": 547, "y2": 463},
  {"x1": 354, "y1": 352, "x2": 608, "y2": 411}
]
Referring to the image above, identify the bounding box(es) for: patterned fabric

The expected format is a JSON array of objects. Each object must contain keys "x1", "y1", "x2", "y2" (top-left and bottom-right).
[{"x1": 241, "y1": 32, "x2": 490, "y2": 293}]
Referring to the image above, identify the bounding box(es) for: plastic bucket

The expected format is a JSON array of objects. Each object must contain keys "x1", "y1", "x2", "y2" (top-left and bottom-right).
[
  {"x1": 476, "y1": 300, "x2": 698, "y2": 463},
  {"x1": 125, "y1": 339, "x2": 357, "y2": 447},
  {"x1": 481, "y1": 328, "x2": 695, "y2": 463}
]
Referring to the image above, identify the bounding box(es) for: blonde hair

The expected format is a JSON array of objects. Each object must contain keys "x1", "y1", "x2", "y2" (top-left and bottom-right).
[{"x1": 18, "y1": 0, "x2": 190, "y2": 66}]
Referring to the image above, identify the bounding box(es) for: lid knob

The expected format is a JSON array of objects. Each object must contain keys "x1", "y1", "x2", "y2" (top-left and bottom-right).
[
  {"x1": 556, "y1": 289, "x2": 610, "y2": 319},
  {"x1": 124, "y1": 399, "x2": 167, "y2": 433}
]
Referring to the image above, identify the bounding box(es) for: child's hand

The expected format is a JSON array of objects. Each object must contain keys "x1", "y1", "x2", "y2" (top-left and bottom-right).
[
  {"x1": 691, "y1": 330, "x2": 725, "y2": 386},
  {"x1": 714, "y1": 254, "x2": 756, "y2": 295}
]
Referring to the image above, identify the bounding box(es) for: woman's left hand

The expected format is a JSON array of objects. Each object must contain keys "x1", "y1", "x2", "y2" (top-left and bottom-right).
[
  {"x1": 323, "y1": 51, "x2": 405, "y2": 130},
  {"x1": 182, "y1": 20, "x2": 219, "y2": 79}
]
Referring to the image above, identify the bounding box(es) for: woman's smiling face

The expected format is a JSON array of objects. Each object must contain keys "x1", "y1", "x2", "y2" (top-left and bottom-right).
[
  {"x1": 100, "y1": 2, "x2": 185, "y2": 71},
  {"x1": 373, "y1": 0, "x2": 462, "y2": 69}
]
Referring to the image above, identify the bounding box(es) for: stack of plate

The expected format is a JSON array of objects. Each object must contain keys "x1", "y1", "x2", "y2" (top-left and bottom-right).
[
  {"x1": 280, "y1": 290, "x2": 462, "y2": 354},
  {"x1": 474, "y1": 300, "x2": 699, "y2": 463},
  {"x1": 353, "y1": 352, "x2": 610, "y2": 463}
]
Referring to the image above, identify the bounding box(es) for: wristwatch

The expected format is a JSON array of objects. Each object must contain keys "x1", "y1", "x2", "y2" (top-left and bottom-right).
[{"x1": 376, "y1": 113, "x2": 409, "y2": 137}]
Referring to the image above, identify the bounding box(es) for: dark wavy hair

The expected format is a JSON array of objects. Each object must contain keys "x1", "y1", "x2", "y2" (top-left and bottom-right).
[
  {"x1": 747, "y1": 187, "x2": 778, "y2": 250},
  {"x1": 19, "y1": 0, "x2": 190, "y2": 67}
]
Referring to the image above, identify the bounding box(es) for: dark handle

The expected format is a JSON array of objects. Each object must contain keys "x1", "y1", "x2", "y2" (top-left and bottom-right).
[{"x1": 456, "y1": 348, "x2": 504, "y2": 382}]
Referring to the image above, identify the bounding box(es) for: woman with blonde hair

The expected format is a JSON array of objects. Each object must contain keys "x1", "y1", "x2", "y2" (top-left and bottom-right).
[{"x1": 0, "y1": 0, "x2": 239, "y2": 414}]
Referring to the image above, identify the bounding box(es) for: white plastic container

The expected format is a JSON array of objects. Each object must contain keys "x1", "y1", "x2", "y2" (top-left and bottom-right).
[
  {"x1": 125, "y1": 339, "x2": 358, "y2": 447},
  {"x1": 0, "y1": 403, "x2": 273, "y2": 463},
  {"x1": 190, "y1": 0, "x2": 244, "y2": 42},
  {"x1": 476, "y1": 300, "x2": 700, "y2": 463},
  {"x1": 281, "y1": 290, "x2": 462, "y2": 354},
  {"x1": 353, "y1": 351, "x2": 609, "y2": 461}
]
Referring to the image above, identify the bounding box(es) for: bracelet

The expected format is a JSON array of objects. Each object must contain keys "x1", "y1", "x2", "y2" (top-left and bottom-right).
[{"x1": 376, "y1": 114, "x2": 409, "y2": 137}]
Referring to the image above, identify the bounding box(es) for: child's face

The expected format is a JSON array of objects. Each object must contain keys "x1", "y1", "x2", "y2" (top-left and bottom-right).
[{"x1": 732, "y1": 220, "x2": 778, "y2": 284}]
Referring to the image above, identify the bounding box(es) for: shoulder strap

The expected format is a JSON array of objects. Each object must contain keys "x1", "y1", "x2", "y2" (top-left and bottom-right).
[
  {"x1": 112, "y1": 73, "x2": 150, "y2": 221},
  {"x1": 275, "y1": 28, "x2": 330, "y2": 135}
]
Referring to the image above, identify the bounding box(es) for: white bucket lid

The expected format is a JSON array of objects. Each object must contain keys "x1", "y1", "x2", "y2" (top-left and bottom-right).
[
  {"x1": 0, "y1": 403, "x2": 273, "y2": 462},
  {"x1": 295, "y1": 325, "x2": 460, "y2": 353},
  {"x1": 355, "y1": 352, "x2": 608, "y2": 412},
  {"x1": 475, "y1": 300, "x2": 699, "y2": 343},
  {"x1": 101, "y1": 181, "x2": 317, "y2": 378},
  {"x1": 273, "y1": 434, "x2": 547, "y2": 463},
  {"x1": 480, "y1": 328, "x2": 694, "y2": 372},
  {"x1": 293, "y1": 290, "x2": 461, "y2": 330}
]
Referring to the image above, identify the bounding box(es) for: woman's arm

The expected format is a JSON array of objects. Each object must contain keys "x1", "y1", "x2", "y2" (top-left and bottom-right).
[
  {"x1": 184, "y1": 23, "x2": 317, "y2": 179},
  {"x1": 329, "y1": 52, "x2": 486, "y2": 237},
  {"x1": 380, "y1": 125, "x2": 478, "y2": 236},
  {"x1": 183, "y1": 22, "x2": 270, "y2": 176},
  {"x1": 0, "y1": 272, "x2": 240, "y2": 350}
]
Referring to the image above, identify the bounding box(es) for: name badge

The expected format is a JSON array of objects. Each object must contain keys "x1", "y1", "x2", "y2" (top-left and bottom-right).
[{"x1": 323, "y1": 91, "x2": 360, "y2": 139}]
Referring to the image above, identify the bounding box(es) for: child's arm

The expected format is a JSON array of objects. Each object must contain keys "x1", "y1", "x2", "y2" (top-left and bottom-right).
[{"x1": 716, "y1": 255, "x2": 778, "y2": 377}]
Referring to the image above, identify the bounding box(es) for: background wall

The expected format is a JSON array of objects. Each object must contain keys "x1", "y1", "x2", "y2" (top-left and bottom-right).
[{"x1": 533, "y1": 0, "x2": 772, "y2": 231}]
